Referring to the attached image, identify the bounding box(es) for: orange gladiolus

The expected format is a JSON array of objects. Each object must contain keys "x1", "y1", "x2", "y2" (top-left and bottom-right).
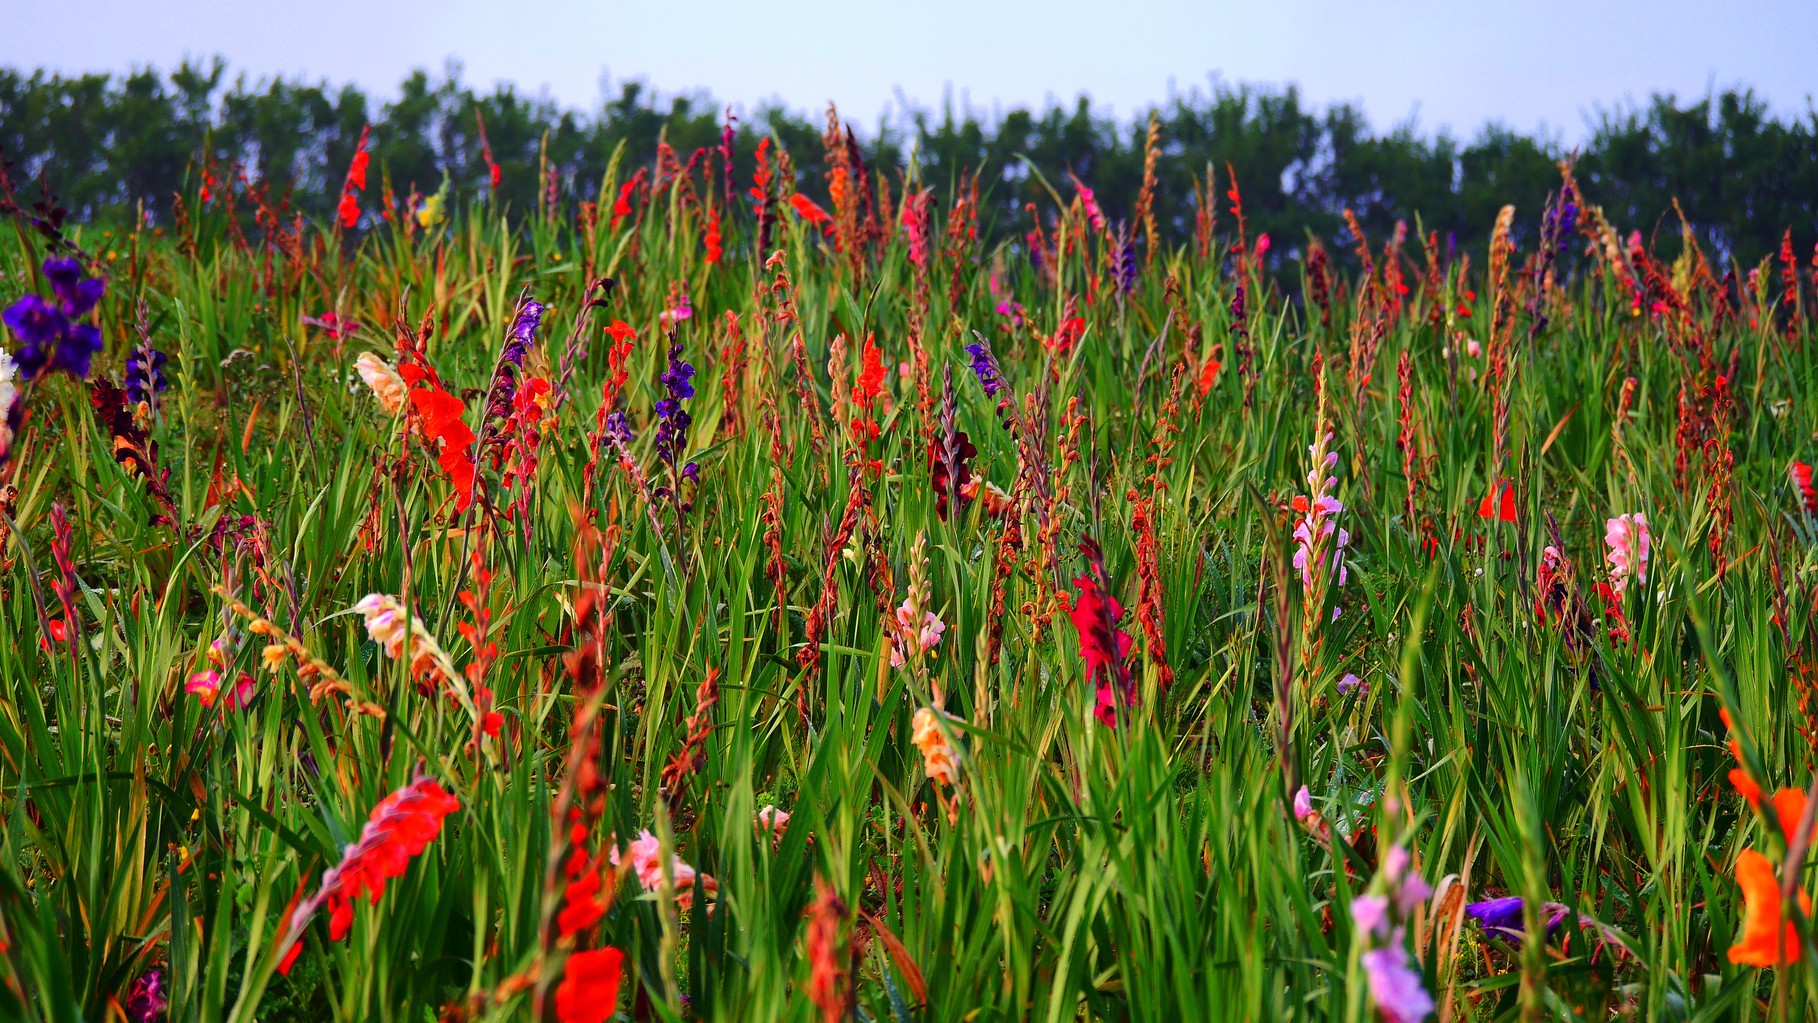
[{"x1": 1729, "y1": 848, "x2": 1811, "y2": 967}]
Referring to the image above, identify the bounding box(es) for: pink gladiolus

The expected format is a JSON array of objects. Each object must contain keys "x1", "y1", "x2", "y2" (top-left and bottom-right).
[{"x1": 1604, "y1": 512, "x2": 1650, "y2": 595}]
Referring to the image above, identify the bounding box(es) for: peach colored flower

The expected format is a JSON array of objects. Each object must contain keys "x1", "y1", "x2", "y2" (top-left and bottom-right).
[
  {"x1": 355, "y1": 352, "x2": 409, "y2": 415},
  {"x1": 912, "y1": 707, "x2": 960, "y2": 787}
]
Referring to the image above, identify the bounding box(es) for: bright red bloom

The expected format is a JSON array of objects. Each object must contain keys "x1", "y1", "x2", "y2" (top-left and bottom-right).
[
  {"x1": 557, "y1": 866, "x2": 606, "y2": 938},
  {"x1": 1477, "y1": 479, "x2": 1517, "y2": 522},
  {"x1": 556, "y1": 947, "x2": 625, "y2": 1023},
  {"x1": 407, "y1": 383, "x2": 479, "y2": 510},
  {"x1": 337, "y1": 191, "x2": 361, "y2": 230},
  {"x1": 1792, "y1": 461, "x2": 1818, "y2": 515},
  {"x1": 610, "y1": 173, "x2": 644, "y2": 230},
  {"x1": 38, "y1": 618, "x2": 69, "y2": 652},
  {"x1": 1069, "y1": 542, "x2": 1137, "y2": 727},
  {"x1": 704, "y1": 205, "x2": 723, "y2": 264},
  {"x1": 336, "y1": 125, "x2": 372, "y2": 229},
  {"x1": 791, "y1": 193, "x2": 835, "y2": 234},
  {"x1": 277, "y1": 778, "x2": 459, "y2": 974}
]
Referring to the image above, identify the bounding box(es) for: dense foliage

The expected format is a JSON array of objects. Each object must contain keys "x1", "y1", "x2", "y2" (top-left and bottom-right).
[
  {"x1": 3, "y1": 59, "x2": 1817, "y2": 263},
  {"x1": 2, "y1": 104, "x2": 1818, "y2": 1022}
]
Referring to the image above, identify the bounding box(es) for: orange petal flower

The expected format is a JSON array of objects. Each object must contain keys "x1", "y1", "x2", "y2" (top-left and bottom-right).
[{"x1": 1730, "y1": 848, "x2": 1811, "y2": 967}]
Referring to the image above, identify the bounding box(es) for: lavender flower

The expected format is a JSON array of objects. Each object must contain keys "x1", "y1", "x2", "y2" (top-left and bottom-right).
[
  {"x1": 1360, "y1": 944, "x2": 1433, "y2": 1023},
  {"x1": 3, "y1": 256, "x2": 107, "y2": 380},
  {"x1": 501, "y1": 298, "x2": 545, "y2": 367}
]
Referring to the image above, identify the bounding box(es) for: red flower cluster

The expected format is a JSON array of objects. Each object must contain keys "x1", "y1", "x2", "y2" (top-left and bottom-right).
[
  {"x1": 1477, "y1": 478, "x2": 1517, "y2": 522},
  {"x1": 1791, "y1": 461, "x2": 1817, "y2": 515},
  {"x1": 1069, "y1": 540, "x2": 1136, "y2": 727},
  {"x1": 704, "y1": 205, "x2": 723, "y2": 264},
  {"x1": 337, "y1": 124, "x2": 372, "y2": 230},
  {"x1": 850, "y1": 334, "x2": 887, "y2": 442},
  {"x1": 610, "y1": 170, "x2": 646, "y2": 231},
  {"x1": 396, "y1": 363, "x2": 479, "y2": 510},
  {"x1": 556, "y1": 947, "x2": 625, "y2": 1023},
  {"x1": 278, "y1": 778, "x2": 460, "y2": 974},
  {"x1": 791, "y1": 193, "x2": 835, "y2": 235}
]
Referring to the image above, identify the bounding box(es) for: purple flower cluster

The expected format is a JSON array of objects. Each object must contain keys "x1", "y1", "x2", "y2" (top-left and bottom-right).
[
  {"x1": 1114, "y1": 223, "x2": 1138, "y2": 295},
  {"x1": 1464, "y1": 896, "x2": 1571, "y2": 946},
  {"x1": 126, "y1": 968, "x2": 168, "y2": 1022},
  {"x1": 125, "y1": 344, "x2": 169, "y2": 407},
  {"x1": 4, "y1": 256, "x2": 108, "y2": 380},
  {"x1": 501, "y1": 298, "x2": 545, "y2": 367},
  {"x1": 653, "y1": 337, "x2": 697, "y2": 477},
  {"x1": 963, "y1": 339, "x2": 1005, "y2": 398},
  {"x1": 1542, "y1": 185, "x2": 1579, "y2": 259}
]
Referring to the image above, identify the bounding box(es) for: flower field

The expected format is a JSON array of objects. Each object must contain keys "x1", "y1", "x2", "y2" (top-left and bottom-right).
[{"x1": 2, "y1": 112, "x2": 1818, "y2": 1022}]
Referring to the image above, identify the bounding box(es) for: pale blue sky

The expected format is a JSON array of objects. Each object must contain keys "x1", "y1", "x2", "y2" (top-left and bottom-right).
[{"x1": 7, "y1": 0, "x2": 1816, "y2": 142}]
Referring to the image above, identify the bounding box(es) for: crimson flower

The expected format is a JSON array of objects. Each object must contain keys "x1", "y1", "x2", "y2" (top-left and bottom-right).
[
  {"x1": 556, "y1": 947, "x2": 625, "y2": 1023},
  {"x1": 1791, "y1": 461, "x2": 1817, "y2": 515},
  {"x1": 1069, "y1": 539, "x2": 1136, "y2": 727},
  {"x1": 277, "y1": 777, "x2": 460, "y2": 974},
  {"x1": 1477, "y1": 479, "x2": 1517, "y2": 522}
]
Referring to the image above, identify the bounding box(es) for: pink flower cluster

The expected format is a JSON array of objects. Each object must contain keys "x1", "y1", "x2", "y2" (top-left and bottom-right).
[
  {"x1": 1291, "y1": 430, "x2": 1349, "y2": 618},
  {"x1": 1350, "y1": 845, "x2": 1435, "y2": 1023},
  {"x1": 1604, "y1": 512, "x2": 1649, "y2": 595}
]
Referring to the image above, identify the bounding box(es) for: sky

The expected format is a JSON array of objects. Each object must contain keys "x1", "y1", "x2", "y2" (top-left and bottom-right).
[{"x1": 6, "y1": 0, "x2": 1816, "y2": 143}]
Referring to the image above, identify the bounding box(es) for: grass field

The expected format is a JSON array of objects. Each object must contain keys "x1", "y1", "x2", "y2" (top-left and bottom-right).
[{"x1": 1, "y1": 119, "x2": 1817, "y2": 1022}]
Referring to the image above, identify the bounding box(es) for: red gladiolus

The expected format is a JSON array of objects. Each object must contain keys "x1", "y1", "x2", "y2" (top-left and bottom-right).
[
  {"x1": 791, "y1": 193, "x2": 835, "y2": 234},
  {"x1": 1792, "y1": 461, "x2": 1818, "y2": 515},
  {"x1": 704, "y1": 205, "x2": 723, "y2": 264},
  {"x1": 1069, "y1": 540, "x2": 1136, "y2": 727},
  {"x1": 611, "y1": 180, "x2": 636, "y2": 229},
  {"x1": 38, "y1": 618, "x2": 69, "y2": 652},
  {"x1": 277, "y1": 778, "x2": 459, "y2": 974},
  {"x1": 1477, "y1": 479, "x2": 1517, "y2": 522},
  {"x1": 401, "y1": 375, "x2": 479, "y2": 511},
  {"x1": 556, "y1": 947, "x2": 625, "y2": 1023},
  {"x1": 337, "y1": 125, "x2": 372, "y2": 230}
]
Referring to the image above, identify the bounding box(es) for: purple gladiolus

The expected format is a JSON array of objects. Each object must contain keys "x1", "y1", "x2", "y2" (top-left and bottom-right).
[
  {"x1": 964, "y1": 340, "x2": 1005, "y2": 398},
  {"x1": 4, "y1": 256, "x2": 108, "y2": 381},
  {"x1": 501, "y1": 299, "x2": 545, "y2": 366},
  {"x1": 1464, "y1": 896, "x2": 1570, "y2": 945}
]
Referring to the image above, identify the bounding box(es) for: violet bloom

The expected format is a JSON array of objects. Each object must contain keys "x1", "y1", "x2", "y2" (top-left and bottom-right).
[
  {"x1": 1114, "y1": 225, "x2": 1138, "y2": 295},
  {"x1": 1361, "y1": 944, "x2": 1433, "y2": 1023},
  {"x1": 653, "y1": 338, "x2": 696, "y2": 468},
  {"x1": 1464, "y1": 897, "x2": 1570, "y2": 946},
  {"x1": 3, "y1": 256, "x2": 107, "y2": 380},
  {"x1": 963, "y1": 340, "x2": 1005, "y2": 398},
  {"x1": 501, "y1": 299, "x2": 545, "y2": 367},
  {"x1": 125, "y1": 344, "x2": 169, "y2": 407}
]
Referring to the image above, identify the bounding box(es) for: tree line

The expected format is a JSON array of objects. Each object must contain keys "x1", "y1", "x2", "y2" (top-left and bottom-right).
[{"x1": 1, "y1": 57, "x2": 1813, "y2": 263}]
